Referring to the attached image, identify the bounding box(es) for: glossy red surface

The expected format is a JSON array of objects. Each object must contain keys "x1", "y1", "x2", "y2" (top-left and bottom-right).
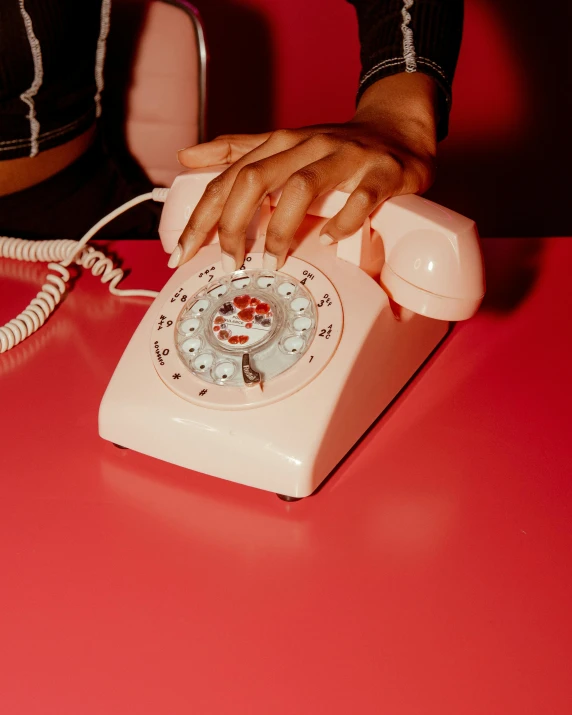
[{"x1": 1, "y1": 238, "x2": 571, "y2": 714}]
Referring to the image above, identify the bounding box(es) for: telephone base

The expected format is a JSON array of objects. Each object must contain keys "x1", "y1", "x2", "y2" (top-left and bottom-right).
[{"x1": 99, "y1": 242, "x2": 449, "y2": 498}]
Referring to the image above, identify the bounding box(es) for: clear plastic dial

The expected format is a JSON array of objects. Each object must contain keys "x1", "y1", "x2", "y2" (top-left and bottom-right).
[
  {"x1": 175, "y1": 269, "x2": 317, "y2": 388},
  {"x1": 150, "y1": 254, "x2": 343, "y2": 409}
]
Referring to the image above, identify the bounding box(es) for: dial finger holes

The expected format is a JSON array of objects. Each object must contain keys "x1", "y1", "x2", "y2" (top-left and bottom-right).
[
  {"x1": 290, "y1": 297, "x2": 310, "y2": 313},
  {"x1": 293, "y1": 316, "x2": 312, "y2": 333},
  {"x1": 257, "y1": 274, "x2": 275, "y2": 289},
  {"x1": 281, "y1": 335, "x2": 305, "y2": 354},
  {"x1": 208, "y1": 284, "x2": 228, "y2": 299},
  {"x1": 193, "y1": 353, "x2": 214, "y2": 372},
  {"x1": 278, "y1": 281, "x2": 296, "y2": 297},
  {"x1": 181, "y1": 337, "x2": 202, "y2": 356},
  {"x1": 231, "y1": 275, "x2": 251, "y2": 289},
  {"x1": 156, "y1": 259, "x2": 342, "y2": 402},
  {"x1": 213, "y1": 361, "x2": 235, "y2": 381},
  {"x1": 179, "y1": 317, "x2": 200, "y2": 335},
  {"x1": 190, "y1": 299, "x2": 209, "y2": 316}
]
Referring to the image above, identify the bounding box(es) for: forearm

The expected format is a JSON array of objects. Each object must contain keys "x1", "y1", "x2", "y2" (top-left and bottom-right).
[{"x1": 346, "y1": 0, "x2": 464, "y2": 140}]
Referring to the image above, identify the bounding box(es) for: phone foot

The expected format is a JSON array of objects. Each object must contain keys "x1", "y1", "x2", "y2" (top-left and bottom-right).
[
  {"x1": 277, "y1": 494, "x2": 302, "y2": 502},
  {"x1": 113, "y1": 443, "x2": 129, "y2": 450}
]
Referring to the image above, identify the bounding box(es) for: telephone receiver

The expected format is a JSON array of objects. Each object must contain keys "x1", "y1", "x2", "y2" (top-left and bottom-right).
[
  {"x1": 158, "y1": 166, "x2": 485, "y2": 322},
  {"x1": 99, "y1": 167, "x2": 485, "y2": 500}
]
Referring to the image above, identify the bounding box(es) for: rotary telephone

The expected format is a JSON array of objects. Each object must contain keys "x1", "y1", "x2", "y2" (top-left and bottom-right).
[{"x1": 98, "y1": 166, "x2": 485, "y2": 500}]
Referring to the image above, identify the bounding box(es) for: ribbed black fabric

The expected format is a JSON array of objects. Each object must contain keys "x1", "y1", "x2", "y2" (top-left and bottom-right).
[
  {"x1": 0, "y1": 0, "x2": 102, "y2": 159},
  {"x1": 346, "y1": 0, "x2": 464, "y2": 140}
]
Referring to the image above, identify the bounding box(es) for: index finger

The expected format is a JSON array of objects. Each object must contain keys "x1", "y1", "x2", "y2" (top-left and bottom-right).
[{"x1": 177, "y1": 133, "x2": 271, "y2": 168}]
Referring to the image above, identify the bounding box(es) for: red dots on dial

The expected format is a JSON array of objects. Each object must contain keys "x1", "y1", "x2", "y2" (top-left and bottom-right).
[
  {"x1": 237, "y1": 308, "x2": 255, "y2": 322},
  {"x1": 233, "y1": 295, "x2": 251, "y2": 309},
  {"x1": 210, "y1": 286, "x2": 275, "y2": 351}
]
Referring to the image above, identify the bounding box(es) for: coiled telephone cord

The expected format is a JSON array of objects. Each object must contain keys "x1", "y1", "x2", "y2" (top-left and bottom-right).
[{"x1": 0, "y1": 189, "x2": 169, "y2": 353}]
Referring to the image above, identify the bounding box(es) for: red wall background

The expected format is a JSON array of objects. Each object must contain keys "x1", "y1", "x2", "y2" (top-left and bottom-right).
[{"x1": 192, "y1": 0, "x2": 571, "y2": 238}]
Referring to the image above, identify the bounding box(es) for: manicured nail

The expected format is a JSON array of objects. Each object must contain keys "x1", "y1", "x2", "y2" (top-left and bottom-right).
[
  {"x1": 221, "y1": 251, "x2": 237, "y2": 274},
  {"x1": 167, "y1": 243, "x2": 182, "y2": 268},
  {"x1": 320, "y1": 233, "x2": 336, "y2": 246},
  {"x1": 262, "y1": 252, "x2": 279, "y2": 271}
]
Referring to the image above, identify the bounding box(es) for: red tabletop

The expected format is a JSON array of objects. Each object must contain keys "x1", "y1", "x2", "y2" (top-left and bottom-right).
[{"x1": 1, "y1": 238, "x2": 571, "y2": 714}]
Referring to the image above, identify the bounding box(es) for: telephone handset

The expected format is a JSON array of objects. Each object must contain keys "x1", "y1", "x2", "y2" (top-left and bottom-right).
[
  {"x1": 99, "y1": 167, "x2": 485, "y2": 499},
  {"x1": 159, "y1": 166, "x2": 485, "y2": 321}
]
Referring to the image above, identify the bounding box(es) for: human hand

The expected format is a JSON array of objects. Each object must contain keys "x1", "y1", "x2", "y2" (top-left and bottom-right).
[{"x1": 172, "y1": 73, "x2": 438, "y2": 272}]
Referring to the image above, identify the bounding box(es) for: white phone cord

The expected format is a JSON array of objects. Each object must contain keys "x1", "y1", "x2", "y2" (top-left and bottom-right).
[{"x1": 0, "y1": 188, "x2": 169, "y2": 353}]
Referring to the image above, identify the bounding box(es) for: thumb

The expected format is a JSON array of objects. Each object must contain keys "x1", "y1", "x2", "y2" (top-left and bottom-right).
[{"x1": 178, "y1": 133, "x2": 271, "y2": 168}]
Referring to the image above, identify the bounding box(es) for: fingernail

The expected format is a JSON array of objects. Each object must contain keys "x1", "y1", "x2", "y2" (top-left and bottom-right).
[
  {"x1": 221, "y1": 251, "x2": 237, "y2": 274},
  {"x1": 262, "y1": 252, "x2": 279, "y2": 271},
  {"x1": 167, "y1": 243, "x2": 182, "y2": 268},
  {"x1": 320, "y1": 233, "x2": 336, "y2": 246}
]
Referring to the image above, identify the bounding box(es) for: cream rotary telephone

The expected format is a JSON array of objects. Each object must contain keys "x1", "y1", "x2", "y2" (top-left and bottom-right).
[{"x1": 98, "y1": 166, "x2": 485, "y2": 499}]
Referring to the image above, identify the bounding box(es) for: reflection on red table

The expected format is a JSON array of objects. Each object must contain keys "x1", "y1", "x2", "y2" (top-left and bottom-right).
[{"x1": 1, "y1": 238, "x2": 571, "y2": 714}]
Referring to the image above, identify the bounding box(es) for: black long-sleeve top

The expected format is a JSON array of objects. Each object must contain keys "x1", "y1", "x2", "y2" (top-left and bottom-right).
[{"x1": 0, "y1": 0, "x2": 463, "y2": 159}]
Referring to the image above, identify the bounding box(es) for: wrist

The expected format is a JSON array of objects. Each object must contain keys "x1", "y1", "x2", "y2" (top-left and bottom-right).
[{"x1": 353, "y1": 73, "x2": 438, "y2": 150}]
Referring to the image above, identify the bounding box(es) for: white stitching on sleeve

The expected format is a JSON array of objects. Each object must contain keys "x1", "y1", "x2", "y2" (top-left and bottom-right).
[
  {"x1": 359, "y1": 58, "x2": 406, "y2": 86},
  {"x1": 359, "y1": 57, "x2": 450, "y2": 93},
  {"x1": 401, "y1": 1, "x2": 417, "y2": 73},
  {"x1": 94, "y1": 0, "x2": 112, "y2": 118},
  {"x1": 417, "y1": 57, "x2": 448, "y2": 83},
  {"x1": 18, "y1": 0, "x2": 44, "y2": 157}
]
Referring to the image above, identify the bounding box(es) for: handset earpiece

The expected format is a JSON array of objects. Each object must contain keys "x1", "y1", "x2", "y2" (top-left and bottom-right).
[{"x1": 370, "y1": 195, "x2": 485, "y2": 321}]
